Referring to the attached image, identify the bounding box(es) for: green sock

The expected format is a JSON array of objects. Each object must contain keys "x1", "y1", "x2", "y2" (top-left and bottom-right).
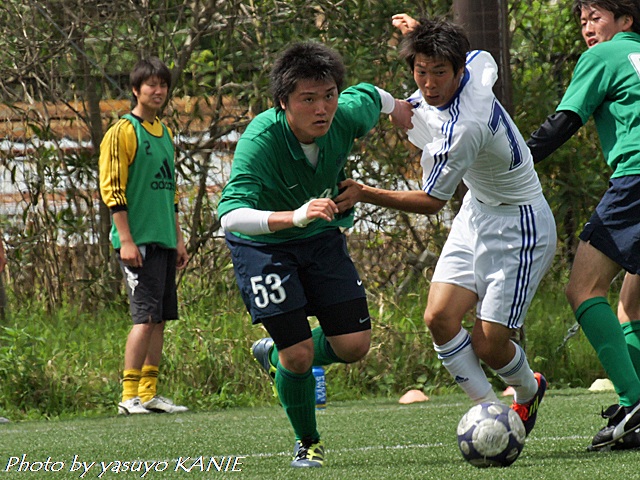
[
  {"x1": 576, "y1": 297, "x2": 640, "y2": 406},
  {"x1": 275, "y1": 364, "x2": 319, "y2": 442},
  {"x1": 268, "y1": 328, "x2": 343, "y2": 367},
  {"x1": 269, "y1": 344, "x2": 279, "y2": 368},
  {"x1": 312, "y1": 327, "x2": 343, "y2": 366},
  {"x1": 621, "y1": 320, "x2": 640, "y2": 380}
]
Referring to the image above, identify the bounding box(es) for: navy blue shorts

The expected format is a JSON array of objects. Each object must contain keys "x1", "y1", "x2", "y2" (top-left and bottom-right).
[
  {"x1": 225, "y1": 229, "x2": 367, "y2": 324},
  {"x1": 579, "y1": 175, "x2": 640, "y2": 274}
]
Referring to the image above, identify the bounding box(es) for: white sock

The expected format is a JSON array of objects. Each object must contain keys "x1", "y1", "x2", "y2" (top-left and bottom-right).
[
  {"x1": 434, "y1": 328, "x2": 497, "y2": 404},
  {"x1": 495, "y1": 342, "x2": 538, "y2": 404}
]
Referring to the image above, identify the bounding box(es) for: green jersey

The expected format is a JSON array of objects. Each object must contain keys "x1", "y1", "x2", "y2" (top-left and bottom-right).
[
  {"x1": 218, "y1": 83, "x2": 382, "y2": 243},
  {"x1": 100, "y1": 113, "x2": 177, "y2": 249},
  {"x1": 557, "y1": 32, "x2": 640, "y2": 177}
]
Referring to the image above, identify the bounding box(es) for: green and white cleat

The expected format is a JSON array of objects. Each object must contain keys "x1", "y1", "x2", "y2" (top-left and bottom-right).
[{"x1": 291, "y1": 438, "x2": 325, "y2": 468}]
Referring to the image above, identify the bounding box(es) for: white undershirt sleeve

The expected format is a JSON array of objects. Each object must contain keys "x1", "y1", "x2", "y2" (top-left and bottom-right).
[
  {"x1": 375, "y1": 86, "x2": 396, "y2": 114},
  {"x1": 221, "y1": 208, "x2": 274, "y2": 235}
]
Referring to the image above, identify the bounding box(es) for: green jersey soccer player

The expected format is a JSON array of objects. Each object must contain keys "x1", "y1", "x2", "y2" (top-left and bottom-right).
[
  {"x1": 527, "y1": 0, "x2": 640, "y2": 451},
  {"x1": 217, "y1": 42, "x2": 412, "y2": 468}
]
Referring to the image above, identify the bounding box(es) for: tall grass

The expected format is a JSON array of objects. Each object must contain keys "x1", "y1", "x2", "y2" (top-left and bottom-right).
[{"x1": 0, "y1": 261, "x2": 609, "y2": 421}]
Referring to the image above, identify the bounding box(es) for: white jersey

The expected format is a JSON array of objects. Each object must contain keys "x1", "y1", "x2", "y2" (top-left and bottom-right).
[{"x1": 407, "y1": 50, "x2": 542, "y2": 206}]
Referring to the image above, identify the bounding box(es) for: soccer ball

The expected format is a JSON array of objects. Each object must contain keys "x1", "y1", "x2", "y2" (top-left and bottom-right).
[{"x1": 457, "y1": 402, "x2": 526, "y2": 468}]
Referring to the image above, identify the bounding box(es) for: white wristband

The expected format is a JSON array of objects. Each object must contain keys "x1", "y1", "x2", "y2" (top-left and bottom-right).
[{"x1": 292, "y1": 200, "x2": 315, "y2": 228}]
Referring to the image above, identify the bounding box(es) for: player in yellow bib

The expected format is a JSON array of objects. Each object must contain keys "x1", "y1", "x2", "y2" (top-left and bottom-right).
[{"x1": 99, "y1": 57, "x2": 189, "y2": 416}]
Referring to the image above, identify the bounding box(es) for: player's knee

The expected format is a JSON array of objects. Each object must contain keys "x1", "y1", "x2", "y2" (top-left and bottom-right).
[
  {"x1": 327, "y1": 328, "x2": 371, "y2": 363},
  {"x1": 471, "y1": 337, "x2": 492, "y2": 362},
  {"x1": 130, "y1": 321, "x2": 155, "y2": 336},
  {"x1": 424, "y1": 309, "x2": 447, "y2": 336},
  {"x1": 279, "y1": 343, "x2": 314, "y2": 374},
  {"x1": 471, "y1": 324, "x2": 513, "y2": 368},
  {"x1": 564, "y1": 282, "x2": 582, "y2": 311},
  {"x1": 337, "y1": 341, "x2": 370, "y2": 363}
]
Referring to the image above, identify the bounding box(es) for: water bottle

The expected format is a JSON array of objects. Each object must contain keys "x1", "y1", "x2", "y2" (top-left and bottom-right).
[{"x1": 312, "y1": 366, "x2": 326, "y2": 410}]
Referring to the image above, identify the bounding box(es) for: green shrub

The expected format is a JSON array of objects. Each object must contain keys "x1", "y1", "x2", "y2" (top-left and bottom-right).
[{"x1": 0, "y1": 257, "x2": 609, "y2": 421}]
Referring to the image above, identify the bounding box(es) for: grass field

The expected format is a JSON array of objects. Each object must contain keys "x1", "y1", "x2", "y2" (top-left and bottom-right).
[{"x1": 0, "y1": 388, "x2": 636, "y2": 479}]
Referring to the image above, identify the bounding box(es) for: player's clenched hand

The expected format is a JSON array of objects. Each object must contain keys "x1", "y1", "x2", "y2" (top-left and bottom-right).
[
  {"x1": 120, "y1": 240, "x2": 143, "y2": 268},
  {"x1": 292, "y1": 198, "x2": 339, "y2": 228},
  {"x1": 334, "y1": 179, "x2": 363, "y2": 213},
  {"x1": 391, "y1": 13, "x2": 419, "y2": 35},
  {"x1": 176, "y1": 240, "x2": 189, "y2": 270},
  {"x1": 390, "y1": 99, "x2": 414, "y2": 130}
]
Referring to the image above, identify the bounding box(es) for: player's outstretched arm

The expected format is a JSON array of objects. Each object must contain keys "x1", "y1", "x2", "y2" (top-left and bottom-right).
[
  {"x1": 269, "y1": 198, "x2": 339, "y2": 230},
  {"x1": 527, "y1": 110, "x2": 583, "y2": 164},
  {"x1": 222, "y1": 198, "x2": 340, "y2": 236},
  {"x1": 334, "y1": 179, "x2": 446, "y2": 215}
]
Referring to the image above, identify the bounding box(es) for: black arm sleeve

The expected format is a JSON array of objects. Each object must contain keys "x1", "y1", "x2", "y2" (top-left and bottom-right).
[{"x1": 526, "y1": 110, "x2": 583, "y2": 164}]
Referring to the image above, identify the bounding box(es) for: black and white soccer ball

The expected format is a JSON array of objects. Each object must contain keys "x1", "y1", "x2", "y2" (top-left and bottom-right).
[{"x1": 457, "y1": 402, "x2": 526, "y2": 468}]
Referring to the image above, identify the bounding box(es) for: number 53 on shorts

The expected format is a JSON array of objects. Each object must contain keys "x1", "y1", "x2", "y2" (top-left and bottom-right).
[{"x1": 251, "y1": 274, "x2": 287, "y2": 309}]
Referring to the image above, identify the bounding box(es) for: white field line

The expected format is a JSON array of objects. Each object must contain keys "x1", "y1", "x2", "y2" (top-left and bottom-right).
[
  {"x1": 245, "y1": 442, "x2": 445, "y2": 459},
  {"x1": 234, "y1": 434, "x2": 593, "y2": 459}
]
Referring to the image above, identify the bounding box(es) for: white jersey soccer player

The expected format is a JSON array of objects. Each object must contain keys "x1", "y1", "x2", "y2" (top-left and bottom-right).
[
  {"x1": 407, "y1": 49, "x2": 557, "y2": 329},
  {"x1": 407, "y1": 47, "x2": 556, "y2": 359},
  {"x1": 335, "y1": 17, "x2": 556, "y2": 436},
  {"x1": 407, "y1": 50, "x2": 542, "y2": 207}
]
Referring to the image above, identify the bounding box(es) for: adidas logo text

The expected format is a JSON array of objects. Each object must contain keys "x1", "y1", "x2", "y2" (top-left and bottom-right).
[{"x1": 151, "y1": 159, "x2": 175, "y2": 191}]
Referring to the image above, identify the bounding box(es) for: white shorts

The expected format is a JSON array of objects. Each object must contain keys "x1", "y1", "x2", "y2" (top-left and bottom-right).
[{"x1": 431, "y1": 193, "x2": 557, "y2": 329}]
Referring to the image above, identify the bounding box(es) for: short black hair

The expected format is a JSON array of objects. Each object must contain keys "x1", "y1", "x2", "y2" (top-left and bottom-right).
[
  {"x1": 572, "y1": 0, "x2": 640, "y2": 34},
  {"x1": 129, "y1": 57, "x2": 172, "y2": 108},
  {"x1": 399, "y1": 17, "x2": 470, "y2": 75},
  {"x1": 270, "y1": 42, "x2": 345, "y2": 110}
]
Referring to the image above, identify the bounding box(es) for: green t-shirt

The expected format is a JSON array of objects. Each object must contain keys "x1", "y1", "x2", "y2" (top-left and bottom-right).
[
  {"x1": 110, "y1": 113, "x2": 177, "y2": 249},
  {"x1": 218, "y1": 83, "x2": 382, "y2": 243},
  {"x1": 558, "y1": 32, "x2": 640, "y2": 177}
]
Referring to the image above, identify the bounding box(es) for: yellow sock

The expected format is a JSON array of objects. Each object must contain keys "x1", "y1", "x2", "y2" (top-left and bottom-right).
[
  {"x1": 138, "y1": 365, "x2": 159, "y2": 403},
  {"x1": 122, "y1": 369, "x2": 141, "y2": 402}
]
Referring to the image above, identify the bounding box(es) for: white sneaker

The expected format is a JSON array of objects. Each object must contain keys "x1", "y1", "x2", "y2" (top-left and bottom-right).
[
  {"x1": 118, "y1": 397, "x2": 150, "y2": 415},
  {"x1": 142, "y1": 396, "x2": 188, "y2": 413}
]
